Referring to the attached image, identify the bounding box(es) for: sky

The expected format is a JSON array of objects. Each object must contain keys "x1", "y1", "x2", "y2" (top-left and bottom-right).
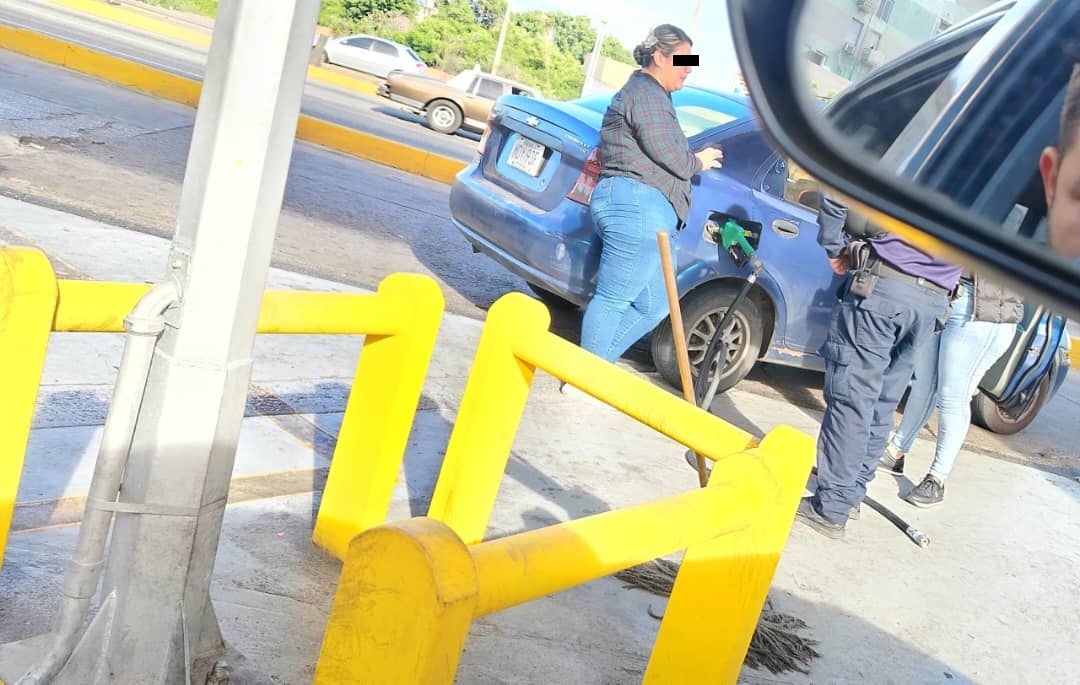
[{"x1": 508, "y1": 0, "x2": 741, "y2": 90}]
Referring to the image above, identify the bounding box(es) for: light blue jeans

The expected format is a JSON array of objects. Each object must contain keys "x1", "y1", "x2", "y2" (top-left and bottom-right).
[
  {"x1": 888, "y1": 280, "x2": 1016, "y2": 479},
  {"x1": 581, "y1": 176, "x2": 679, "y2": 362}
]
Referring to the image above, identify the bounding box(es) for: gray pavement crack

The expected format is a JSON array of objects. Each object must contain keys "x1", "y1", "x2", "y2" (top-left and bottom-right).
[
  {"x1": 128, "y1": 123, "x2": 194, "y2": 139},
  {"x1": 3, "y1": 111, "x2": 78, "y2": 124}
]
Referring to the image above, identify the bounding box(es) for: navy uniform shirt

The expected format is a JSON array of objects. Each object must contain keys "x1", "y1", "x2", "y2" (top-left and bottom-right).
[{"x1": 597, "y1": 70, "x2": 703, "y2": 224}]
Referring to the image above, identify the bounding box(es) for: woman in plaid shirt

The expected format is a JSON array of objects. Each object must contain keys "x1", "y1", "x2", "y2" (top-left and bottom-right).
[{"x1": 564, "y1": 24, "x2": 723, "y2": 398}]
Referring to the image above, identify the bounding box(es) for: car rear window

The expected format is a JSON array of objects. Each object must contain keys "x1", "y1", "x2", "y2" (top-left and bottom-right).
[
  {"x1": 675, "y1": 106, "x2": 739, "y2": 137},
  {"x1": 572, "y1": 90, "x2": 749, "y2": 138},
  {"x1": 407, "y1": 48, "x2": 423, "y2": 63}
]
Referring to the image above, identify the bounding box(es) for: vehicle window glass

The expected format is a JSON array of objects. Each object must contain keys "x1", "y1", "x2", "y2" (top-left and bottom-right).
[
  {"x1": 372, "y1": 41, "x2": 397, "y2": 56},
  {"x1": 1000, "y1": 170, "x2": 1049, "y2": 244},
  {"x1": 476, "y1": 79, "x2": 505, "y2": 100},
  {"x1": 824, "y1": 23, "x2": 989, "y2": 159},
  {"x1": 674, "y1": 106, "x2": 738, "y2": 137},
  {"x1": 670, "y1": 89, "x2": 751, "y2": 137},
  {"x1": 345, "y1": 37, "x2": 373, "y2": 49},
  {"x1": 782, "y1": 158, "x2": 823, "y2": 210},
  {"x1": 406, "y1": 47, "x2": 423, "y2": 62}
]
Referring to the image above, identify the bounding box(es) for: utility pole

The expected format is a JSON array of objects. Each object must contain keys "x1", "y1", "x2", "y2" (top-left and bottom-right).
[
  {"x1": 581, "y1": 19, "x2": 606, "y2": 97},
  {"x1": 690, "y1": 0, "x2": 703, "y2": 36},
  {"x1": 2, "y1": 1, "x2": 321, "y2": 682},
  {"x1": 491, "y1": 0, "x2": 511, "y2": 75}
]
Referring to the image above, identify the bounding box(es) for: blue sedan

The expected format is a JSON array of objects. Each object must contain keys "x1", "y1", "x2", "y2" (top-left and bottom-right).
[{"x1": 449, "y1": 86, "x2": 1070, "y2": 434}]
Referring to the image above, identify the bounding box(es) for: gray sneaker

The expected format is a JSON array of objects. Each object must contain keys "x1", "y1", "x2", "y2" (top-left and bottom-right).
[
  {"x1": 877, "y1": 447, "x2": 905, "y2": 475},
  {"x1": 796, "y1": 498, "x2": 846, "y2": 539},
  {"x1": 904, "y1": 475, "x2": 945, "y2": 508}
]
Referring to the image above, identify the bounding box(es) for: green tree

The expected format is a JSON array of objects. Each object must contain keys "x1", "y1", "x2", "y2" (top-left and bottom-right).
[
  {"x1": 601, "y1": 35, "x2": 634, "y2": 64},
  {"x1": 343, "y1": 0, "x2": 416, "y2": 21},
  {"x1": 473, "y1": 0, "x2": 508, "y2": 28},
  {"x1": 547, "y1": 12, "x2": 594, "y2": 62}
]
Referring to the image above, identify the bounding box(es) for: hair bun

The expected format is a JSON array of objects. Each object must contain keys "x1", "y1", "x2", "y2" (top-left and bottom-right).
[{"x1": 633, "y1": 43, "x2": 649, "y2": 66}]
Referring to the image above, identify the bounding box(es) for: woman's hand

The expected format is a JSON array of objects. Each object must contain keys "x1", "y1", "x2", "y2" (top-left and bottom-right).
[{"x1": 695, "y1": 146, "x2": 724, "y2": 170}]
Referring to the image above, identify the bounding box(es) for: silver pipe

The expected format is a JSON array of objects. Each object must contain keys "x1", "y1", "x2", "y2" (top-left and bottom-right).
[{"x1": 18, "y1": 278, "x2": 181, "y2": 684}]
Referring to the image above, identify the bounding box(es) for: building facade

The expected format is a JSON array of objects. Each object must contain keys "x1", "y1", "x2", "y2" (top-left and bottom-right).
[{"x1": 801, "y1": 0, "x2": 997, "y2": 84}]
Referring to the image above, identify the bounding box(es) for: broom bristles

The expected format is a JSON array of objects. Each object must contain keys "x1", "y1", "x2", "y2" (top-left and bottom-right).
[{"x1": 613, "y1": 559, "x2": 821, "y2": 675}]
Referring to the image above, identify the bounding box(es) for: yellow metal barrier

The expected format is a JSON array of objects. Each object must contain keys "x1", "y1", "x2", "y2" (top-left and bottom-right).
[
  {"x1": 0, "y1": 249, "x2": 60, "y2": 567},
  {"x1": 1, "y1": 247, "x2": 445, "y2": 570},
  {"x1": 314, "y1": 291, "x2": 814, "y2": 681},
  {"x1": 427, "y1": 292, "x2": 762, "y2": 545},
  {"x1": 315, "y1": 427, "x2": 814, "y2": 684}
]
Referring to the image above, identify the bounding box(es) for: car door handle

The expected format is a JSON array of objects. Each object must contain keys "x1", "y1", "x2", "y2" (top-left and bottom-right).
[{"x1": 772, "y1": 219, "x2": 799, "y2": 237}]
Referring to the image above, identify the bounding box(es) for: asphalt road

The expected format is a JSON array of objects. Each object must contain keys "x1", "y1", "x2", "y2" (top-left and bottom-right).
[
  {"x1": 0, "y1": 48, "x2": 1076, "y2": 476},
  {"x1": 0, "y1": 0, "x2": 480, "y2": 161}
]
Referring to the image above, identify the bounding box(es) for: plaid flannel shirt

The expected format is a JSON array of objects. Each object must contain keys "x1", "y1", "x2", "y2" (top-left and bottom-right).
[{"x1": 597, "y1": 70, "x2": 702, "y2": 224}]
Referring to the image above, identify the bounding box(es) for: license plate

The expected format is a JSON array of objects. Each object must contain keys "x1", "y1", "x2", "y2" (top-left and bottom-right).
[{"x1": 508, "y1": 136, "x2": 546, "y2": 176}]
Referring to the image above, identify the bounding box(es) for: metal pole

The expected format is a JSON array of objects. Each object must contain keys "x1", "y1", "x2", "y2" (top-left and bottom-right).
[
  {"x1": 13, "y1": 0, "x2": 321, "y2": 681},
  {"x1": 491, "y1": 1, "x2": 511, "y2": 75},
  {"x1": 581, "y1": 20, "x2": 605, "y2": 97},
  {"x1": 690, "y1": 0, "x2": 703, "y2": 36}
]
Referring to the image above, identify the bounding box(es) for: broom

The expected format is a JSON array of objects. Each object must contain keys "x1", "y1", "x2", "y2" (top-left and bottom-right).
[
  {"x1": 651, "y1": 232, "x2": 820, "y2": 675},
  {"x1": 615, "y1": 559, "x2": 821, "y2": 675}
]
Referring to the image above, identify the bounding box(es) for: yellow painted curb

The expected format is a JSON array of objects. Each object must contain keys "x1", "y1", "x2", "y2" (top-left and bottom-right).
[
  {"x1": 49, "y1": 0, "x2": 379, "y2": 97},
  {"x1": 0, "y1": 23, "x2": 200, "y2": 106},
  {"x1": 51, "y1": 0, "x2": 209, "y2": 46},
  {"x1": 0, "y1": 25, "x2": 465, "y2": 184},
  {"x1": 307, "y1": 67, "x2": 379, "y2": 96},
  {"x1": 1071, "y1": 337, "x2": 1079, "y2": 370},
  {"x1": 297, "y1": 117, "x2": 463, "y2": 185}
]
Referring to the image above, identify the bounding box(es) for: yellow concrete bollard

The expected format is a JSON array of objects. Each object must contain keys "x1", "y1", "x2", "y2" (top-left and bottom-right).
[
  {"x1": 314, "y1": 518, "x2": 479, "y2": 684},
  {"x1": 425, "y1": 293, "x2": 550, "y2": 545},
  {"x1": 313, "y1": 273, "x2": 445, "y2": 560},
  {"x1": 0, "y1": 248, "x2": 58, "y2": 570},
  {"x1": 643, "y1": 425, "x2": 816, "y2": 683}
]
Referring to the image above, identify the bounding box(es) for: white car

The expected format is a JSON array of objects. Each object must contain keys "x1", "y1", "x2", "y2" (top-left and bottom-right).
[{"x1": 322, "y1": 34, "x2": 426, "y2": 78}]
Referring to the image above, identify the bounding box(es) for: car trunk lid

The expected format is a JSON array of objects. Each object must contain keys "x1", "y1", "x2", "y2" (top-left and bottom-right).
[{"x1": 478, "y1": 96, "x2": 604, "y2": 212}]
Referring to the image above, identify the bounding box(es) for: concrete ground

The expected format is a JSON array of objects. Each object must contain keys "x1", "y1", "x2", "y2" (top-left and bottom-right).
[{"x1": 1, "y1": 198, "x2": 1079, "y2": 683}]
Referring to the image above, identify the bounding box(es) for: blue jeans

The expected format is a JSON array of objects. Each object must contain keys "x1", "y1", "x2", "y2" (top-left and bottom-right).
[
  {"x1": 888, "y1": 280, "x2": 1016, "y2": 479},
  {"x1": 581, "y1": 176, "x2": 679, "y2": 362},
  {"x1": 811, "y1": 276, "x2": 950, "y2": 524}
]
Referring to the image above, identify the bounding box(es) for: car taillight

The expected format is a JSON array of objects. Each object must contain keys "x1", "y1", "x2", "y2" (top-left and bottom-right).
[
  {"x1": 567, "y1": 147, "x2": 602, "y2": 205},
  {"x1": 477, "y1": 106, "x2": 499, "y2": 157}
]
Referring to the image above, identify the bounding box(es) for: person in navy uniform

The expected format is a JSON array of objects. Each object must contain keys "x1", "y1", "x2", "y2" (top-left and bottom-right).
[{"x1": 797, "y1": 197, "x2": 960, "y2": 538}]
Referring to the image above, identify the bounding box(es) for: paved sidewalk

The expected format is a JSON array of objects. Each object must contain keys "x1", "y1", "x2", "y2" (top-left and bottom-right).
[{"x1": 1, "y1": 197, "x2": 1079, "y2": 683}]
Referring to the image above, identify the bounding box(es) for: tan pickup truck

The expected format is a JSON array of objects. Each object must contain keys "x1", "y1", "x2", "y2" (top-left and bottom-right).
[{"x1": 377, "y1": 68, "x2": 540, "y2": 135}]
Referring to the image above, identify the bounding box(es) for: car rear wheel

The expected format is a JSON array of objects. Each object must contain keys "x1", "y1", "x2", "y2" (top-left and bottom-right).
[
  {"x1": 527, "y1": 284, "x2": 577, "y2": 310},
  {"x1": 971, "y1": 376, "x2": 1049, "y2": 435},
  {"x1": 650, "y1": 283, "x2": 763, "y2": 396},
  {"x1": 427, "y1": 99, "x2": 463, "y2": 134}
]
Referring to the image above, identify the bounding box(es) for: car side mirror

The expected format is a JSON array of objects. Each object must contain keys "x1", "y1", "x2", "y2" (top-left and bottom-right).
[{"x1": 725, "y1": 0, "x2": 1080, "y2": 320}]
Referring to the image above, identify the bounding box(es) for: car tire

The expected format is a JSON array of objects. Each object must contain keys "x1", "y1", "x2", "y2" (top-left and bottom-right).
[
  {"x1": 427, "y1": 99, "x2": 463, "y2": 134},
  {"x1": 527, "y1": 283, "x2": 577, "y2": 310},
  {"x1": 651, "y1": 283, "x2": 763, "y2": 395},
  {"x1": 971, "y1": 376, "x2": 1050, "y2": 435}
]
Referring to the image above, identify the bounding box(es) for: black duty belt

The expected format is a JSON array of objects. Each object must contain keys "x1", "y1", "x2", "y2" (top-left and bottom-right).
[{"x1": 868, "y1": 258, "x2": 951, "y2": 296}]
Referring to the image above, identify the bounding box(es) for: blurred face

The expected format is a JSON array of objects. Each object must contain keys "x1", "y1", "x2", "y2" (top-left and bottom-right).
[
  {"x1": 1040, "y1": 139, "x2": 1080, "y2": 259},
  {"x1": 649, "y1": 41, "x2": 693, "y2": 92}
]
